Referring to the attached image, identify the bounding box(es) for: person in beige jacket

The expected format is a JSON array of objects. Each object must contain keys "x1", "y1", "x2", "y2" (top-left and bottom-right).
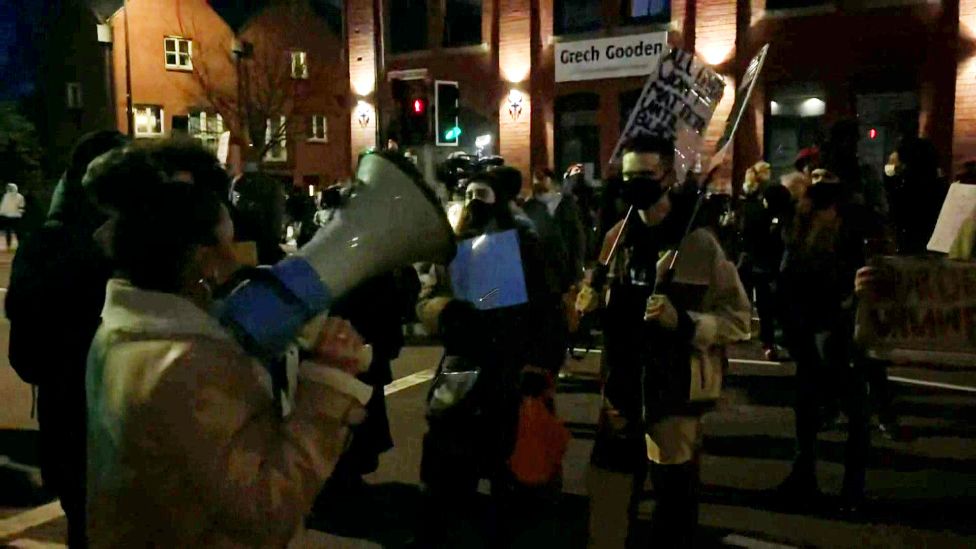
[{"x1": 86, "y1": 177, "x2": 370, "y2": 548}]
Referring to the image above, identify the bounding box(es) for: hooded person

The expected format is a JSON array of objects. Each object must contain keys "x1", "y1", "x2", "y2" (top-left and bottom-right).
[
  {"x1": 5, "y1": 130, "x2": 128, "y2": 548},
  {"x1": 581, "y1": 135, "x2": 750, "y2": 548},
  {"x1": 0, "y1": 182, "x2": 26, "y2": 248}
]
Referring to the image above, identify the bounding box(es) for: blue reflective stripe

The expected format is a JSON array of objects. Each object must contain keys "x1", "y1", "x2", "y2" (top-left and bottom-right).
[{"x1": 272, "y1": 257, "x2": 332, "y2": 313}]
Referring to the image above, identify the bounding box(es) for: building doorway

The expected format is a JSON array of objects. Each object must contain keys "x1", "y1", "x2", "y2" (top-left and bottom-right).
[{"x1": 555, "y1": 93, "x2": 601, "y2": 181}]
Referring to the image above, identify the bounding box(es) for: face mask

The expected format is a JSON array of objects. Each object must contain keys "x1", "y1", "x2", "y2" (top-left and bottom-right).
[
  {"x1": 884, "y1": 164, "x2": 897, "y2": 178},
  {"x1": 462, "y1": 200, "x2": 494, "y2": 231},
  {"x1": 621, "y1": 177, "x2": 666, "y2": 210}
]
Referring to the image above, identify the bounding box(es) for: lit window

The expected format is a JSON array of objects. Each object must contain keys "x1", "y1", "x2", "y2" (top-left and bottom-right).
[
  {"x1": 291, "y1": 51, "x2": 308, "y2": 79},
  {"x1": 308, "y1": 115, "x2": 328, "y2": 142},
  {"x1": 189, "y1": 111, "x2": 224, "y2": 153},
  {"x1": 133, "y1": 105, "x2": 164, "y2": 138},
  {"x1": 265, "y1": 116, "x2": 288, "y2": 162},
  {"x1": 164, "y1": 37, "x2": 192, "y2": 70},
  {"x1": 624, "y1": 0, "x2": 671, "y2": 24},
  {"x1": 66, "y1": 82, "x2": 82, "y2": 109}
]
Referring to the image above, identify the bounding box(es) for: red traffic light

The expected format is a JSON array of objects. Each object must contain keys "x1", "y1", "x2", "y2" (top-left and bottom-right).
[
  {"x1": 868, "y1": 128, "x2": 878, "y2": 140},
  {"x1": 412, "y1": 99, "x2": 426, "y2": 115}
]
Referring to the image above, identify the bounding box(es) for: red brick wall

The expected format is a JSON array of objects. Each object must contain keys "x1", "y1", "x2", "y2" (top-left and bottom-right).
[
  {"x1": 954, "y1": 0, "x2": 976, "y2": 175},
  {"x1": 348, "y1": 0, "x2": 377, "y2": 169},
  {"x1": 696, "y1": 0, "x2": 737, "y2": 188},
  {"x1": 499, "y1": 0, "x2": 533, "y2": 178}
]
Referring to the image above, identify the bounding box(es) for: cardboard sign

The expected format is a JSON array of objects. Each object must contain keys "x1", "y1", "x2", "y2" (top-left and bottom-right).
[
  {"x1": 927, "y1": 183, "x2": 976, "y2": 254},
  {"x1": 856, "y1": 256, "x2": 976, "y2": 366},
  {"x1": 449, "y1": 230, "x2": 529, "y2": 310},
  {"x1": 611, "y1": 48, "x2": 726, "y2": 182},
  {"x1": 555, "y1": 32, "x2": 668, "y2": 83},
  {"x1": 708, "y1": 44, "x2": 770, "y2": 173}
]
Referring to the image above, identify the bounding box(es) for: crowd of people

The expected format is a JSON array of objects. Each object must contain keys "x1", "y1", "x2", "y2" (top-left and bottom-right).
[{"x1": 3, "y1": 118, "x2": 972, "y2": 549}]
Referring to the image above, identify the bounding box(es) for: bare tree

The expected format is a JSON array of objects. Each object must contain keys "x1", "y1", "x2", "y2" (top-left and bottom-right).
[{"x1": 179, "y1": 1, "x2": 346, "y2": 167}]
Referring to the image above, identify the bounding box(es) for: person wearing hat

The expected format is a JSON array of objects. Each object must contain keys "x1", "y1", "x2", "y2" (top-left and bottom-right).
[
  {"x1": 781, "y1": 147, "x2": 819, "y2": 201},
  {"x1": 415, "y1": 168, "x2": 566, "y2": 544}
]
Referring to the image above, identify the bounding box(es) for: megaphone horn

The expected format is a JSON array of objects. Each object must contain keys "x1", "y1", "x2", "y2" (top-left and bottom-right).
[{"x1": 217, "y1": 152, "x2": 456, "y2": 360}]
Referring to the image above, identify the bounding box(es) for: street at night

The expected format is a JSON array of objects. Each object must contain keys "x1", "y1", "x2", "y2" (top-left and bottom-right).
[
  {"x1": 3, "y1": 0, "x2": 976, "y2": 547},
  {"x1": 1, "y1": 241, "x2": 974, "y2": 548}
]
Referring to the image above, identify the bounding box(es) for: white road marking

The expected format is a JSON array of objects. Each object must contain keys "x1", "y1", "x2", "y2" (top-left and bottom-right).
[
  {"x1": 722, "y1": 533, "x2": 797, "y2": 549},
  {"x1": 573, "y1": 349, "x2": 976, "y2": 393},
  {"x1": 0, "y1": 503, "x2": 65, "y2": 540},
  {"x1": 384, "y1": 368, "x2": 437, "y2": 396},
  {"x1": 0, "y1": 455, "x2": 42, "y2": 476},
  {"x1": 5, "y1": 539, "x2": 68, "y2": 548},
  {"x1": 0, "y1": 368, "x2": 442, "y2": 540},
  {"x1": 888, "y1": 376, "x2": 976, "y2": 394}
]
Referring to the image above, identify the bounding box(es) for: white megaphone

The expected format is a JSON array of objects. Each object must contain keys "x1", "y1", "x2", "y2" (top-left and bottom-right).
[{"x1": 216, "y1": 153, "x2": 456, "y2": 359}]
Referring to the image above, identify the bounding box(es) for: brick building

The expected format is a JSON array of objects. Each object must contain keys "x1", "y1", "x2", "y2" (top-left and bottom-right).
[
  {"x1": 35, "y1": 0, "x2": 976, "y2": 190},
  {"x1": 347, "y1": 0, "x2": 975, "y2": 190},
  {"x1": 39, "y1": 0, "x2": 349, "y2": 189}
]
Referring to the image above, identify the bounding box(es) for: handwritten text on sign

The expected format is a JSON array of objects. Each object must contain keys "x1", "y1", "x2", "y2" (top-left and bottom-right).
[
  {"x1": 611, "y1": 48, "x2": 725, "y2": 179},
  {"x1": 857, "y1": 257, "x2": 976, "y2": 364}
]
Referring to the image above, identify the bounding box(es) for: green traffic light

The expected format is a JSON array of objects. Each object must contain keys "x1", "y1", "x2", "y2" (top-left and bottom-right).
[{"x1": 444, "y1": 126, "x2": 462, "y2": 141}]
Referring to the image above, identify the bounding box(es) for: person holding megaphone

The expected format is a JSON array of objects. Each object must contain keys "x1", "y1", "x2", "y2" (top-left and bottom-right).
[{"x1": 81, "y1": 145, "x2": 456, "y2": 547}]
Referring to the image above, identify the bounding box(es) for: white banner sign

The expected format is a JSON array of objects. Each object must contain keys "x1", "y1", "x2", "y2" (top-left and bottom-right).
[{"x1": 555, "y1": 32, "x2": 668, "y2": 83}]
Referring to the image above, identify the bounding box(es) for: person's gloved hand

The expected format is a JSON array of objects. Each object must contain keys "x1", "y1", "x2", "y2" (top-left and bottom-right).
[
  {"x1": 644, "y1": 294, "x2": 678, "y2": 330},
  {"x1": 576, "y1": 284, "x2": 600, "y2": 314}
]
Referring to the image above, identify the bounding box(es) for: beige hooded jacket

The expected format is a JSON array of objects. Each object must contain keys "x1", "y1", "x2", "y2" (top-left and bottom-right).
[{"x1": 86, "y1": 279, "x2": 371, "y2": 548}]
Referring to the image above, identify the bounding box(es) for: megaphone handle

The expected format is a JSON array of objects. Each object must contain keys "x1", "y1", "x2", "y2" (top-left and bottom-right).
[{"x1": 217, "y1": 257, "x2": 334, "y2": 360}]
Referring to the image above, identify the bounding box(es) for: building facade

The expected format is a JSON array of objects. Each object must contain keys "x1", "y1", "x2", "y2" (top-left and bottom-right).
[
  {"x1": 348, "y1": 0, "x2": 974, "y2": 190},
  {"x1": 35, "y1": 0, "x2": 976, "y2": 191},
  {"x1": 40, "y1": 0, "x2": 350, "y2": 189}
]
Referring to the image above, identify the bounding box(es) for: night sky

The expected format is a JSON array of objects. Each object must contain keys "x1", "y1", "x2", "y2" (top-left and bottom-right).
[{"x1": 0, "y1": 0, "x2": 41, "y2": 100}]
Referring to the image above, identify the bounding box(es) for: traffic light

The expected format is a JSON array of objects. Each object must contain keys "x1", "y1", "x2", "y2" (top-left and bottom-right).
[
  {"x1": 392, "y1": 78, "x2": 431, "y2": 146},
  {"x1": 436, "y1": 81, "x2": 460, "y2": 147}
]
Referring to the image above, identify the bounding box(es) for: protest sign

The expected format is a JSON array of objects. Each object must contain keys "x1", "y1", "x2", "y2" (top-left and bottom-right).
[
  {"x1": 449, "y1": 229, "x2": 528, "y2": 310},
  {"x1": 855, "y1": 256, "x2": 976, "y2": 366},
  {"x1": 927, "y1": 183, "x2": 976, "y2": 254},
  {"x1": 707, "y1": 44, "x2": 769, "y2": 173},
  {"x1": 611, "y1": 48, "x2": 726, "y2": 182}
]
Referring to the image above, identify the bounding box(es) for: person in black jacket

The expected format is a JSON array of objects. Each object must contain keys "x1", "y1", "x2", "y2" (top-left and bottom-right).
[
  {"x1": 776, "y1": 176, "x2": 881, "y2": 512},
  {"x1": 524, "y1": 168, "x2": 587, "y2": 295},
  {"x1": 6, "y1": 131, "x2": 127, "y2": 548},
  {"x1": 416, "y1": 167, "x2": 565, "y2": 545}
]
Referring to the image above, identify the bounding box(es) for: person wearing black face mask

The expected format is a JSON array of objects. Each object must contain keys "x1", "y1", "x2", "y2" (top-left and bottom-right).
[
  {"x1": 581, "y1": 135, "x2": 750, "y2": 548},
  {"x1": 415, "y1": 169, "x2": 566, "y2": 546}
]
